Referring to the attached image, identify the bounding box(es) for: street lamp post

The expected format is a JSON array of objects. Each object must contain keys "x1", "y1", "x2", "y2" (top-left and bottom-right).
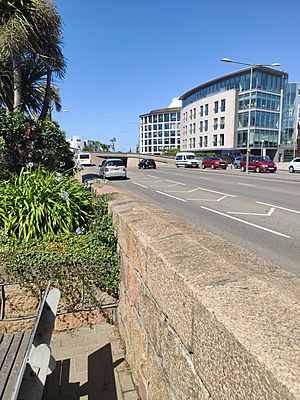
[{"x1": 221, "y1": 58, "x2": 280, "y2": 173}]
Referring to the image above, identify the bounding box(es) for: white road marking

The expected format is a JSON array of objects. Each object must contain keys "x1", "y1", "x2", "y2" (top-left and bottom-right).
[
  {"x1": 156, "y1": 191, "x2": 187, "y2": 202},
  {"x1": 146, "y1": 174, "x2": 158, "y2": 178},
  {"x1": 132, "y1": 182, "x2": 148, "y2": 189},
  {"x1": 165, "y1": 179, "x2": 186, "y2": 185},
  {"x1": 187, "y1": 195, "x2": 228, "y2": 202},
  {"x1": 228, "y1": 207, "x2": 275, "y2": 216},
  {"x1": 201, "y1": 206, "x2": 291, "y2": 239},
  {"x1": 238, "y1": 183, "x2": 256, "y2": 187},
  {"x1": 256, "y1": 201, "x2": 300, "y2": 215},
  {"x1": 194, "y1": 187, "x2": 236, "y2": 198}
]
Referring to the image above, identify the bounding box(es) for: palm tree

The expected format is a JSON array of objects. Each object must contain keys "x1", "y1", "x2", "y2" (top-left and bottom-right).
[
  {"x1": 0, "y1": 52, "x2": 62, "y2": 115},
  {"x1": 0, "y1": 0, "x2": 66, "y2": 115}
]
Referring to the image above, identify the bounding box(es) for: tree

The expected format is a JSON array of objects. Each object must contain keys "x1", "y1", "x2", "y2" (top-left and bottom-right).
[
  {"x1": 0, "y1": 0, "x2": 66, "y2": 117},
  {"x1": 0, "y1": 109, "x2": 74, "y2": 177}
]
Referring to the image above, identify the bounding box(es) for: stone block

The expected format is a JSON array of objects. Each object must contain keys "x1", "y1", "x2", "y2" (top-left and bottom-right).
[
  {"x1": 139, "y1": 284, "x2": 164, "y2": 357},
  {"x1": 147, "y1": 344, "x2": 175, "y2": 400},
  {"x1": 192, "y1": 275, "x2": 299, "y2": 400},
  {"x1": 145, "y1": 242, "x2": 195, "y2": 352},
  {"x1": 160, "y1": 323, "x2": 210, "y2": 400}
]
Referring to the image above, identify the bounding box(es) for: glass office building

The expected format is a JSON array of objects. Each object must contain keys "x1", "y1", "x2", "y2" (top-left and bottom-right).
[
  {"x1": 139, "y1": 107, "x2": 181, "y2": 154},
  {"x1": 180, "y1": 66, "x2": 298, "y2": 160}
]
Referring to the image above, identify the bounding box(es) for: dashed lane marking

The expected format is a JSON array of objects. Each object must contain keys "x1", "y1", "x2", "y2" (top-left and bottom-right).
[
  {"x1": 238, "y1": 183, "x2": 256, "y2": 187},
  {"x1": 201, "y1": 206, "x2": 291, "y2": 239}
]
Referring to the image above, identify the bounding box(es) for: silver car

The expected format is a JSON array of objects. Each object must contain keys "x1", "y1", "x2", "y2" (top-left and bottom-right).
[{"x1": 99, "y1": 158, "x2": 127, "y2": 179}]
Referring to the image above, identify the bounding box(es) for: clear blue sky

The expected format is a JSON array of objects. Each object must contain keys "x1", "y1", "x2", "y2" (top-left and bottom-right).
[{"x1": 53, "y1": 0, "x2": 300, "y2": 152}]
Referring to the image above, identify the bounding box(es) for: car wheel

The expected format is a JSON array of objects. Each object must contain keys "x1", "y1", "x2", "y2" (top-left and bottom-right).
[
  {"x1": 201, "y1": 164, "x2": 206, "y2": 169},
  {"x1": 241, "y1": 166, "x2": 246, "y2": 172},
  {"x1": 255, "y1": 166, "x2": 260, "y2": 173},
  {"x1": 211, "y1": 164, "x2": 215, "y2": 169},
  {"x1": 184, "y1": 164, "x2": 187, "y2": 168},
  {"x1": 289, "y1": 166, "x2": 294, "y2": 173},
  {"x1": 234, "y1": 163, "x2": 238, "y2": 169}
]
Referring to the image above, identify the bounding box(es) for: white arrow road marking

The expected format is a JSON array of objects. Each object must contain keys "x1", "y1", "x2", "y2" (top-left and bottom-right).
[
  {"x1": 256, "y1": 201, "x2": 300, "y2": 214},
  {"x1": 187, "y1": 195, "x2": 229, "y2": 202},
  {"x1": 156, "y1": 191, "x2": 187, "y2": 202},
  {"x1": 190, "y1": 187, "x2": 236, "y2": 197},
  {"x1": 132, "y1": 182, "x2": 148, "y2": 189},
  {"x1": 201, "y1": 206, "x2": 291, "y2": 239},
  {"x1": 165, "y1": 180, "x2": 186, "y2": 185},
  {"x1": 227, "y1": 207, "x2": 275, "y2": 216}
]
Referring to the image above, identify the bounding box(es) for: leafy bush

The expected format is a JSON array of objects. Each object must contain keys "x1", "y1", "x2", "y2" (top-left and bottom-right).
[
  {"x1": 0, "y1": 109, "x2": 74, "y2": 177},
  {"x1": 0, "y1": 165, "x2": 95, "y2": 241},
  {"x1": 0, "y1": 195, "x2": 120, "y2": 306}
]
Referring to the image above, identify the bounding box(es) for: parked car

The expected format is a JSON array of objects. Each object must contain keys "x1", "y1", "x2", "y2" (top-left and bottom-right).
[
  {"x1": 138, "y1": 158, "x2": 156, "y2": 169},
  {"x1": 99, "y1": 158, "x2": 127, "y2": 179},
  {"x1": 240, "y1": 156, "x2": 277, "y2": 173},
  {"x1": 201, "y1": 157, "x2": 228, "y2": 170},
  {"x1": 175, "y1": 152, "x2": 199, "y2": 168},
  {"x1": 288, "y1": 157, "x2": 300, "y2": 173},
  {"x1": 233, "y1": 156, "x2": 242, "y2": 169}
]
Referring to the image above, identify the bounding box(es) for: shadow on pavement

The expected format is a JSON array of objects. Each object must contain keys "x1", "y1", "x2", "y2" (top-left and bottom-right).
[{"x1": 42, "y1": 344, "x2": 124, "y2": 400}]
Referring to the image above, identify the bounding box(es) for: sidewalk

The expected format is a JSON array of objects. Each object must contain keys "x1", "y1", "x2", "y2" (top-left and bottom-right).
[{"x1": 43, "y1": 321, "x2": 140, "y2": 400}]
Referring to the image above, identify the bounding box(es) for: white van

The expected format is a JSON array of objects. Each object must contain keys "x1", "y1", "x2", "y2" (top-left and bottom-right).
[
  {"x1": 76, "y1": 152, "x2": 93, "y2": 166},
  {"x1": 175, "y1": 152, "x2": 199, "y2": 168}
]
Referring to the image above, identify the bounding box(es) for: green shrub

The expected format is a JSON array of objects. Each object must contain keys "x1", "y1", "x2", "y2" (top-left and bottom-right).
[
  {"x1": 0, "y1": 195, "x2": 120, "y2": 306},
  {"x1": 0, "y1": 110, "x2": 74, "y2": 176},
  {"x1": 0, "y1": 165, "x2": 94, "y2": 241},
  {"x1": 1, "y1": 231, "x2": 119, "y2": 307}
]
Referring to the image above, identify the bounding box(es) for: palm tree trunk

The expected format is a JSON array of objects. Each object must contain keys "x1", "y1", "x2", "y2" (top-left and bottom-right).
[
  {"x1": 39, "y1": 67, "x2": 52, "y2": 120},
  {"x1": 12, "y1": 52, "x2": 22, "y2": 111}
]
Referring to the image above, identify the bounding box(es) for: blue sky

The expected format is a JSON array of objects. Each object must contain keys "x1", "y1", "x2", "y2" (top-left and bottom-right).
[{"x1": 53, "y1": 0, "x2": 300, "y2": 152}]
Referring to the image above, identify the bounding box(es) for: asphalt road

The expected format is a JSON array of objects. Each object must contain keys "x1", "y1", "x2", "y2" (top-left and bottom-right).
[{"x1": 86, "y1": 164, "x2": 300, "y2": 277}]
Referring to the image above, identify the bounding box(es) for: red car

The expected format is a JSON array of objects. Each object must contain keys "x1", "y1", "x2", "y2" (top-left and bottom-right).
[
  {"x1": 240, "y1": 156, "x2": 277, "y2": 173},
  {"x1": 201, "y1": 157, "x2": 228, "y2": 170}
]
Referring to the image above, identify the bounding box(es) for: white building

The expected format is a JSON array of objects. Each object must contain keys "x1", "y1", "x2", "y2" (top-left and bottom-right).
[{"x1": 66, "y1": 136, "x2": 87, "y2": 152}]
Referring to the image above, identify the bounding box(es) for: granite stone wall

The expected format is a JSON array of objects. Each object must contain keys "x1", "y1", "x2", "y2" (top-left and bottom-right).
[{"x1": 110, "y1": 196, "x2": 300, "y2": 400}]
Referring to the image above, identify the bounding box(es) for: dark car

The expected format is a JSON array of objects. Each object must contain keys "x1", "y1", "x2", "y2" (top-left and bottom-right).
[
  {"x1": 240, "y1": 156, "x2": 277, "y2": 173},
  {"x1": 201, "y1": 157, "x2": 228, "y2": 170},
  {"x1": 138, "y1": 158, "x2": 156, "y2": 169}
]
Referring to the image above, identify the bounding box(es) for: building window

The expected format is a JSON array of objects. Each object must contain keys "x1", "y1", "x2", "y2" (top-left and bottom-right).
[
  {"x1": 204, "y1": 136, "x2": 208, "y2": 147},
  {"x1": 193, "y1": 108, "x2": 196, "y2": 119},
  {"x1": 189, "y1": 110, "x2": 192, "y2": 120},
  {"x1": 189, "y1": 124, "x2": 192, "y2": 134},
  {"x1": 200, "y1": 105, "x2": 204, "y2": 117},
  {"x1": 213, "y1": 135, "x2": 218, "y2": 146},
  {"x1": 220, "y1": 134, "x2": 224, "y2": 146},
  {"x1": 164, "y1": 113, "x2": 169, "y2": 122},
  {"x1": 200, "y1": 121, "x2": 203, "y2": 132},
  {"x1": 199, "y1": 136, "x2": 203, "y2": 147},
  {"x1": 193, "y1": 123, "x2": 196, "y2": 134},
  {"x1": 193, "y1": 137, "x2": 195, "y2": 147},
  {"x1": 214, "y1": 101, "x2": 218, "y2": 113},
  {"x1": 158, "y1": 114, "x2": 163, "y2": 122},
  {"x1": 214, "y1": 118, "x2": 218, "y2": 130},
  {"x1": 221, "y1": 99, "x2": 226, "y2": 112},
  {"x1": 149, "y1": 115, "x2": 152, "y2": 123},
  {"x1": 153, "y1": 115, "x2": 157, "y2": 123},
  {"x1": 205, "y1": 104, "x2": 209, "y2": 116},
  {"x1": 220, "y1": 116, "x2": 225, "y2": 129},
  {"x1": 205, "y1": 120, "x2": 208, "y2": 131}
]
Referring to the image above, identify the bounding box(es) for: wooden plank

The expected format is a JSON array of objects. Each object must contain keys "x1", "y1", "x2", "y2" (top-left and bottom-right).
[
  {"x1": 0, "y1": 333, "x2": 23, "y2": 398},
  {"x1": 0, "y1": 333, "x2": 13, "y2": 369},
  {"x1": 2, "y1": 331, "x2": 31, "y2": 400}
]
